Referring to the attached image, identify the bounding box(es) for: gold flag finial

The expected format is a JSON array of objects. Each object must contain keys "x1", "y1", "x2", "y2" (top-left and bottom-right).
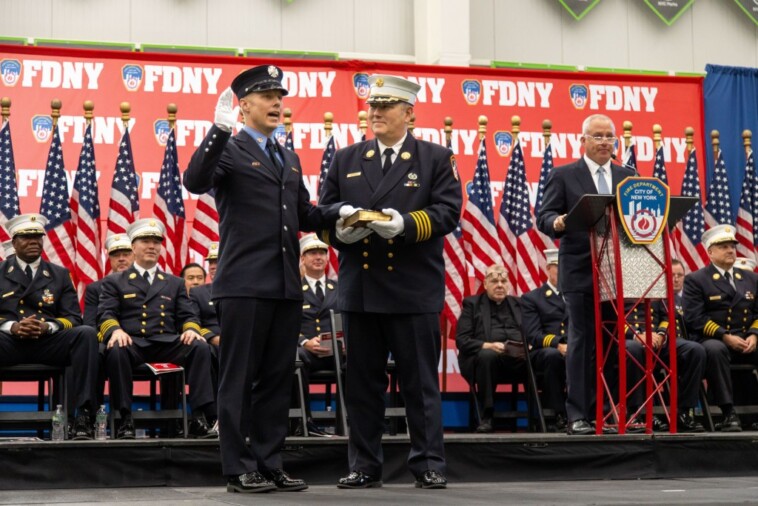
[
  {"x1": 711, "y1": 129, "x2": 721, "y2": 160},
  {"x1": 120, "y1": 102, "x2": 131, "y2": 128},
  {"x1": 444, "y1": 116, "x2": 453, "y2": 146},
  {"x1": 653, "y1": 124, "x2": 662, "y2": 151},
  {"x1": 542, "y1": 119, "x2": 552, "y2": 148},
  {"x1": 167, "y1": 103, "x2": 177, "y2": 129},
  {"x1": 1, "y1": 97, "x2": 11, "y2": 125},
  {"x1": 623, "y1": 121, "x2": 633, "y2": 150},
  {"x1": 743, "y1": 129, "x2": 752, "y2": 156},
  {"x1": 511, "y1": 115, "x2": 521, "y2": 137},
  {"x1": 685, "y1": 126, "x2": 695, "y2": 153},
  {"x1": 358, "y1": 111, "x2": 367, "y2": 138},
  {"x1": 83, "y1": 100, "x2": 94, "y2": 125},
  {"x1": 478, "y1": 115, "x2": 488, "y2": 139},
  {"x1": 51, "y1": 99, "x2": 62, "y2": 127},
  {"x1": 323, "y1": 111, "x2": 333, "y2": 138},
  {"x1": 283, "y1": 108, "x2": 292, "y2": 134},
  {"x1": 409, "y1": 113, "x2": 416, "y2": 134}
]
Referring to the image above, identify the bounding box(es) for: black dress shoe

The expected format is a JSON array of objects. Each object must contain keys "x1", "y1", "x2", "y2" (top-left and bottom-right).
[
  {"x1": 415, "y1": 470, "x2": 447, "y2": 489},
  {"x1": 337, "y1": 471, "x2": 382, "y2": 489},
  {"x1": 652, "y1": 415, "x2": 669, "y2": 432},
  {"x1": 567, "y1": 419, "x2": 594, "y2": 435},
  {"x1": 188, "y1": 413, "x2": 219, "y2": 439},
  {"x1": 475, "y1": 417, "x2": 493, "y2": 433},
  {"x1": 117, "y1": 416, "x2": 136, "y2": 440},
  {"x1": 70, "y1": 410, "x2": 94, "y2": 440},
  {"x1": 260, "y1": 469, "x2": 308, "y2": 491},
  {"x1": 720, "y1": 411, "x2": 742, "y2": 432},
  {"x1": 306, "y1": 420, "x2": 332, "y2": 438},
  {"x1": 226, "y1": 472, "x2": 276, "y2": 493},
  {"x1": 554, "y1": 413, "x2": 568, "y2": 432},
  {"x1": 677, "y1": 412, "x2": 705, "y2": 433}
]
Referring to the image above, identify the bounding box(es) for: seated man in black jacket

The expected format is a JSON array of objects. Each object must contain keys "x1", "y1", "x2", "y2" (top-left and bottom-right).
[{"x1": 456, "y1": 264, "x2": 534, "y2": 433}]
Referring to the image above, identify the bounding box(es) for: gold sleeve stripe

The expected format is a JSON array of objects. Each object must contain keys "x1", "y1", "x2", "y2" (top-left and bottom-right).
[
  {"x1": 750, "y1": 320, "x2": 758, "y2": 331},
  {"x1": 542, "y1": 334, "x2": 555, "y2": 348},
  {"x1": 410, "y1": 211, "x2": 432, "y2": 242},
  {"x1": 200, "y1": 328, "x2": 212, "y2": 337},
  {"x1": 703, "y1": 320, "x2": 721, "y2": 337},
  {"x1": 183, "y1": 322, "x2": 202, "y2": 332},
  {"x1": 55, "y1": 318, "x2": 73, "y2": 330},
  {"x1": 96, "y1": 331, "x2": 103, "y2": 343},
  {"x1": 99, "y1": 319, "x2": 120, "y2": 335}
]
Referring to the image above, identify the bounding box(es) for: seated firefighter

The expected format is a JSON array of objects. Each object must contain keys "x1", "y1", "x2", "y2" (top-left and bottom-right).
[
  {"x1": 293, "y1": 233, "x2": 338, "y2": 437},
  {"x1": 0, "y1": 214, "x2": 99, "y2": 439},
  {"x1": 519, "y1": 249, "x2": 568, "y2": 430},
  {"x1": 456, "y1": 264, "x2": 556, "y2": 433},
  {"x1": 98, "y1": 218, "x2": 217, "y2": 439},
  {"x1": 684, "y1": 224, "x2": 758, "y2": 432}
]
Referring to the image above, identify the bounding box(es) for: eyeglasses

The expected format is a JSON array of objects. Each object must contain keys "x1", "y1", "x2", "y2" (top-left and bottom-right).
[{"x1": 585, "y1": 135, "x2": 617, "y2": 144}]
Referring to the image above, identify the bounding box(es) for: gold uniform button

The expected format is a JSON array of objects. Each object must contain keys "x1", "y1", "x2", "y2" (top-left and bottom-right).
[
  {"x1": 19, "y1": 310, "x2": 24, "y2": 315},
  {"x1": 388, "y1": 239, "x2": 394, "y2": 245},
  {"x1": 160, "y1": 322, "x2": 165, "y2": 326},
  {"x1": 19, "y1": 300, "x2": 24, "y2": 304},
  {"x1": 387, "y1": 266, "x2": 394, "y2": 271},
  {"x1": 363, "y1": 251, "x2": 369, "y2": 257},
  {"x1": 363, "y1": 238, "x2": 369, "y2": 244},
  {"x1": 160, "y1": 305, "x2": 165, "y2": 309},
  {"x1": 142, "y1": 313, "x2": 147, "y2": 318},
  {"x1": 315, "y1": 318, "x2": 320, "y2": 323},
  {"x1": 363, "y1": 264, "x2": 369, "y2": 270},
  {"x1": 38, "y1": 302, "x2": 43, "y2": 307},
  {"x1": 160, "y1": 330, "x2": 164, "y2": 334},
  {"x1": 140, "y1": 329, "x2": 146, "y2": 334},
  {"x1": 141, "y1": 321, "x2": 146, "y2": 326},
  {"x1": 316, "y1": 326, "x2": 321, "y2": 332},
  {"x1": 143, "y1": 305, "x2": 147, "y2": 309},
  {"x1": 388, "y1": 253, "x2": 394, "y2": 258},
  {"x1": 161, "y1": 312, "x2": 165, "y2": 317}
]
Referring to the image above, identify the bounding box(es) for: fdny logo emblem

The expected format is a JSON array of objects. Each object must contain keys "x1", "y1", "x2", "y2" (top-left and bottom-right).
[
  {"x1": 493, "y1": 131, "x2": 513, "y2": 157},
  {"x1": 0, "y1": 59, "x2": 21, "y2": 87},
  {"x1": 153, "y1": 119, "x2": 170, "y2": 146},
  {"x1": 122, "y1": 64, "x2": 143, "y2": 91},
  {"x1": 569, "y1": 84, "x2": 588, "y2": 109},
  {"x1": 273, "y1": 124, "x2": 287, "y2": 147},
  {"x1": 461, "y1": 80, "x2": 481, "y2": 105},
  {"x1": 352, "y1": 73, "x2": 370, "y2": 99},
  {"x1": 617, "y1": 177, "x2": 670, "y2": 245},
  {"x1": 31, "y1": 115, "x2": 53, "y2": 143}
]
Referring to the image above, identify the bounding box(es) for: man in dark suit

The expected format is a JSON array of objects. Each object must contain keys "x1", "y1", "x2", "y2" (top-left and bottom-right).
[
  {"x1": 684, "y1": 224, "x2": 758, "y2": 432},
  {"x1": 83, "y1": 233, "x2": 134, "y2": 407},
  {"x1": 98, "y1": 219, "x2": 217, "y2": 440},
  {"x1": 319, "y1": 75, "x2": 461, "y2": 490},
  {"x1": 0, "y1": 213, "x2": 99, "y2": 439},
  {"x1": 184, "y1": 65, "x2": 345, "y2": 494},
  {"x1": 520, "y1": 249, "x2": 568, "y2": 431},
  {"x1": 537, "y1": 114, "x2": 636, "y2": 435},
  {"x1": 456, "y1": 264, "x2": 534, "y2": 433}
]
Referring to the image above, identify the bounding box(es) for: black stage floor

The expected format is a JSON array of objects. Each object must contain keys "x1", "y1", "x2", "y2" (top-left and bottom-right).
[{"x1": 2, "y1": 432, "x2": 758, "y2": 490}]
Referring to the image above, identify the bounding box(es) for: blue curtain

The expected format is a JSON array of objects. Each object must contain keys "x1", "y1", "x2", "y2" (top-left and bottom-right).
[{"x1": 703, "y1": 64, "x2": 758, "y2": 220}]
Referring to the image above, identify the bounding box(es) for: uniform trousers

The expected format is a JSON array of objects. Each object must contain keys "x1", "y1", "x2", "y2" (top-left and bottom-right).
[
  {"x1": 564, "y1": 292, "x2": 597, "y2": 423},
  {"x1": 0, "y1": 327, "x2": 98, "y2": 410},
  {"x1": 701, "y1": 338, "x2": 758, "y2": 406},
  {"x1": 296, "y1": 347, "x2": 337, "y2": 418},
  {"x1": 215, "y1": 298, "x2": 300, "y2": 476},
  {"x1": 343, "y1": 311, "x2": 445, "y2": 479},
  {"x1": 105, "y1": 337, "x2": 214, "y2": 412}
]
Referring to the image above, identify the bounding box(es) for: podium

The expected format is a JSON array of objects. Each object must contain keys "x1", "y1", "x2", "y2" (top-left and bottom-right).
[{"x1": 565, "y1": 188, "x2": 698, "y2": 434}]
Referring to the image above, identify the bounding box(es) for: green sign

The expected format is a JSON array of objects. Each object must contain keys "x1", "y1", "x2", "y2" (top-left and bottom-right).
[
  {"x1": 734, "y1": 0, "x2": 758, "y2": 26},
  {"x1": 643, "y1": 0, "x2": 696, "y2": 26},
  {"x1": 558, "y1": 0, "x2": 602, "y2": 21}
]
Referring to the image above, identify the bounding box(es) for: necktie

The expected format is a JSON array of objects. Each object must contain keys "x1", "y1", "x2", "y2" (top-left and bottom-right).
[
  {"x1": 382, "y1": 148, "x2": 394, "y2": 176},
  {"x1": 596, "y1": 166, "x2": 610, "y2": 194},
  {"x1": 724, "y1": 271, "x2": 735, "y2": 290},
  {"x1": 24, "y1": 265, "x2": 33, "y2": 280},
  {"x1": 266, "y1": 138, "x2": 283, "y2": 174},
  {"x1": 315, "y1": 280, "x2": 325, "y2": 301},
  {"x1": 143, "y1": 271, "x2": 151, "y2": 285}
]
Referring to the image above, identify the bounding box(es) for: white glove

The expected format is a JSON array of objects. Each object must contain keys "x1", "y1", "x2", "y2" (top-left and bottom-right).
[
  {"x1": 338, "y1": 204, "x2": 358, "y2": 220},
  {"x1": 214, "y1": 87, "x2": 239, "y2": 132},
  {"x1": 367, "y1": 208, "x2": 405, "y2": 239},
  {"x1": 335, "y1": 217, "x2": 373, "y2": 244}
]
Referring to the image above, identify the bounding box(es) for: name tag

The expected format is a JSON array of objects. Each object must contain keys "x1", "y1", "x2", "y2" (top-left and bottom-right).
[
  {"x1": 346, "y1": 172, "x2": 362, "y2": 178},
  {"x1": 303, "y1": 304, "x2": 311, "y2": 309},
  {"x1": 2, "y1": 291, "x2": 14, "y2": 298},
  {"x1": 123, "y1": 293, "x2": 136, "y2": 299},
  {"x1": 709, "y1": 295, "x2": 722, "y2": 301}
]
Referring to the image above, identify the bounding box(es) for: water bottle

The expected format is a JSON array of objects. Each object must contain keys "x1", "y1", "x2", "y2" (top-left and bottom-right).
[
  {"x1": 51, "y1": 404, "x2": 65, "y2": 441},
  {"x1": 95, "y1": 405, "x2": 108, "y2": 441}
]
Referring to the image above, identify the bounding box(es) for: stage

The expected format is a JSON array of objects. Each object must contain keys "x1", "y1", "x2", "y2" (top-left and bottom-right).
[{"x1": 2, "y1": 432, "x2": 758, "y2": 490}]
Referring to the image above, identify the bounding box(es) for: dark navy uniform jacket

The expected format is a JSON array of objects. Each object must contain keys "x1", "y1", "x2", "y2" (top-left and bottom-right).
[
  {"x1": 299, "y1": 277, "x2": 338, "y2": 342},
  {"x1": 83, "y1": 278, "x2": 104, "y2": 328},
  {"x1": 537, "y1": 158, "x2": 634, "y2": 294},
  {"x1": 97, "y1": 265, "x2": 201, "y2": 345},
  {"x1": 319, "y1": 135, "x2": 462, "y2": 314},
  {"x1": 0, "y1": 257, "x2": 81, "y2": 330},
  {"x1": 684, "y1": 263, "x2": 758, "y2": 341},
  {"x1": 520, "y1": 283, "x2": 568, "y2": 349},
  {"x1": 189, "y1": 283, "x2": 220, "y2": 341},
  {"x1": 183, "y1": 125, "x2": 342, "y2": 301}
]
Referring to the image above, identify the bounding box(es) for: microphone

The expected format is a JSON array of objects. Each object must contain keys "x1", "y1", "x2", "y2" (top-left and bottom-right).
[{"x1": 611, "y1": 153, "x2": 639, "y2": 176}]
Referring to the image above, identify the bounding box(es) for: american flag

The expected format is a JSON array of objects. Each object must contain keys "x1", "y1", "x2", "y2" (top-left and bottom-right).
[
  {"x1": 39, "y1": 125, "x2": 77, "y2": 276},
  {"x1": 651, "y1": 146, "x2": 676, "y2": 257},
  {"x1": 674, "y1": 149, "x2": 709, "y2": 272},
  {"x1": 70, "y1": 124, "x2": 101, "y2": 299},
  {"x1": 187, "y1": 191, "x2": 219, "y2": 262},
  {"x1": 284, "y1": 130, "x2": 295, "y2": 151},
  {"x1": 0, "y1": 121, "x2": 20, "y2": 258},
  {"x1": 442, "y1": 131, "x2": 469, "y2": 329},
  {"x1": 154, "y1": 129, "x2": 188, "y2": 275},
  {"x1": 461, "y1": 136, "x2": 501, "y2": 293},
  {"x1": 532, "y1": 142, "x2": 557, "y2": 269},
  {"x1": 736, "y1": 150, "x2": 756, "y2": 262},
  {"x1": 106, "y1": 128, "x2": 139, "y2": 238},
  {"x1": 704, "y1": 149, "x2": 733, "y2": 228},
  {"x1": 497, "y1": 141, "x2": 541, "y2": 295},
  {"x1": 623, "y1": 143, "x2": 638, "y2": 173},
  {"x1": 317, "y1": 135, "x2": 339, "y2": 278}
]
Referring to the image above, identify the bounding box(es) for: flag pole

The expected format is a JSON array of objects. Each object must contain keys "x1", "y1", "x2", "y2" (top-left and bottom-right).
[{"x1": 441, "y1": 115, "x2": 454, "y2": 393}]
